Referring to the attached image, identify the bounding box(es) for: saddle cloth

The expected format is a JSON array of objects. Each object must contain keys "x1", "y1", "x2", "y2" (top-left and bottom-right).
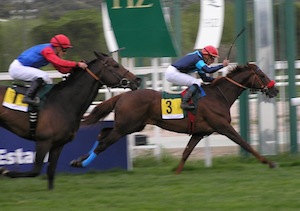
[
  {"x1": 161, "y1": 92, "x2": 184, "y2": 119},
  {"x1": 161, "y1": 86, "x2": 206, "y2": 120},
  {"x1": 3, "y1": 87, "x2": 28, "y2": 112},
  {"x1": 2, "y1": 85, "x2": 53, "y2": 112}
]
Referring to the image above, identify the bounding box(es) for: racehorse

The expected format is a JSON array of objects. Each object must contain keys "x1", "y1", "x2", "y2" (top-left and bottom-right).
[
  {"x1": 0, "y1": 52, "x2": 141, "y2": 189},
  {"x1": 70, "y1": 63, "x2": 279, "y2": 172}
]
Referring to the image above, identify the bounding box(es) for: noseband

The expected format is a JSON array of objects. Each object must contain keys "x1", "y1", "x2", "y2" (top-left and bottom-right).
[{"x1": 84, "y1": 57, "x2": 132, "y2": 88}]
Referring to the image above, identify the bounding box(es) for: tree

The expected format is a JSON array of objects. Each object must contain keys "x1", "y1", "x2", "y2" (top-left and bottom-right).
[{"x1": 30, "y1": 9, "x2": 108, "y2": 64}]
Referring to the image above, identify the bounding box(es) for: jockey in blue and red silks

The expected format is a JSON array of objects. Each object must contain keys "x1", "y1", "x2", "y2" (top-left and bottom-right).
[
  {"x1": 165, "y1": 45, "x2": 229, "y2": 110},
  {"x1": 9, "y1": 34, "x2": 88, "y2": 105}
]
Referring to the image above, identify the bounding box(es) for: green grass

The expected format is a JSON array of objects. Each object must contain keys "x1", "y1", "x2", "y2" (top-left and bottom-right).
[{"x1": 1, "y1": 154, "x2": 300, "y2": 211}]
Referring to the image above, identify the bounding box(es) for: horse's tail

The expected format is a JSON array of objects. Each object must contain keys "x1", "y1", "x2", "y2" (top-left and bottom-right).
[{"x1": 82, "y1": 94, "x2": 123, "y2": 125}]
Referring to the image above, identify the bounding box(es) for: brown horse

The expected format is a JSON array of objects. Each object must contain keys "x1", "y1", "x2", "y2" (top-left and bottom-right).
[
  {"x1": 70, "y1": 63, "x2": 279, "y2": 172},
  {"x1": 0, "y1": 52, "x2": 141, "y2": 189}
]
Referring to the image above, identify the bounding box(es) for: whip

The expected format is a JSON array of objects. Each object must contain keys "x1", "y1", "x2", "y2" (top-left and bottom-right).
[{"x1": 226, "y1": 27, "x2": 246, "y2": 60}]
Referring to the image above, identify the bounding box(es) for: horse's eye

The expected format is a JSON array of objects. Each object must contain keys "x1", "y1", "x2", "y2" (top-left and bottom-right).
[{"x1": 113, "y1": 64, "x2": 119, "y2": 68}]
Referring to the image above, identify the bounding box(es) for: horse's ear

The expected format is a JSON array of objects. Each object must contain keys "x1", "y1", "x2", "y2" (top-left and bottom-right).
[
  {"x1": 94, "y1": 51, "x2": 103, "y2": 59},
  {"x1": 94, "y1": 51, "x2": 109, "y2": 59}
]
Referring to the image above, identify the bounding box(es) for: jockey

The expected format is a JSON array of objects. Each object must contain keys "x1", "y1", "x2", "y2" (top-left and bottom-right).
[
  {"x1": 165, "y1": 45, "x2": 229, "y2": 110},
  {"x1": 8, "y1": 34, "x2": 88, "y2": 105}
]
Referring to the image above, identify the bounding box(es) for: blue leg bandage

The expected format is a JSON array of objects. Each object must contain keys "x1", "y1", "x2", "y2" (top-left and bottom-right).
[
  {"x1": 82, "y1": 152, "x2": 97, "y2": 167},
  {"x1": 89, "y1": 141, "x2": 99, "y2": 154}
]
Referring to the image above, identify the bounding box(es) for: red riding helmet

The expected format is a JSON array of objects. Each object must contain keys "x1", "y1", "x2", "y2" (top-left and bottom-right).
[
  {"x1": 201, "y1": 45, "x2": 219, "y2": 58},
  {"x1": 50, "y1": 34, "x2": 72, "y2": 48}
]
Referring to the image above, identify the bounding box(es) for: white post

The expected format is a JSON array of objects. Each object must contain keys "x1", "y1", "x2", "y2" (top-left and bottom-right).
[
  {"x1": 151, "y1": 58, "x2": 159, "y2": 90},
  {"x1": 151, "y1": 58, "x2": 161, "y2": 138},
  {"x1": 105, "y1": 89, "x2": 112, "y2": 100},
  {"x1": 204, "y1": 136, "x2": 212, "y2": 167},
  {"x1": 127, "y1": 134, "x2": 134, "y2": 170},
  {"x1": 254, "y1": 0, "x2": 277, "y2": 155}
]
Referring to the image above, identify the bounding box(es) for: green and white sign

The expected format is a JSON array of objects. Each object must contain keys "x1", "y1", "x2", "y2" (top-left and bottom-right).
[{"x1": 102, "y1": 0, "x2": 178, "y2": 57}]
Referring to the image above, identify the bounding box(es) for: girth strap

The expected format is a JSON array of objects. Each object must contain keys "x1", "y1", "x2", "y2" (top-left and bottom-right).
[
  {"x1": 187, "y1": 110, "x2": 195, "y2": 134},
  {"x1": 29, "y1": 106, "x2": 38, "y2": 140}
]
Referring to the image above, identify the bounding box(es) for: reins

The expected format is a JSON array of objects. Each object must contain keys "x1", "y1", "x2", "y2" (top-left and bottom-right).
[
  {"x1": 84, "y1": 57, "x2": 110, "y2": 82},
  {"x1": 85, "y1": 67, "x2": 100, "y2": 81},
  {"x1": 224, "y1": 76, "x2": 248, "y2": 89},
  {"x1": 224, "y1": 68, "x2": 275, "y2": 91}
]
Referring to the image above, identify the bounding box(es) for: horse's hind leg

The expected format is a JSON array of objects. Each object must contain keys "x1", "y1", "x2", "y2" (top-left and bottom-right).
[
  {"x1": 70, "y1": 128, "x2": 113, "y2": 167},
  {"x1": 176, "y1": 135, "x2": 203, "y2": 174},
  {"x1": 94, "y1": 128, "x2": 123, "y2": 153},
  {"x1": 83, "y1": 128, "x2": 124, "y2": 166}
]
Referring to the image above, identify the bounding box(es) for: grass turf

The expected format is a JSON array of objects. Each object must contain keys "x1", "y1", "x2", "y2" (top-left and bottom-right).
[{"x1": 1, "y1": 153, "x2": 300, "y2": 211}]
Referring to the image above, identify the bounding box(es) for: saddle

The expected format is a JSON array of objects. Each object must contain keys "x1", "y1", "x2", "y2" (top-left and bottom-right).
[
  {"x1": 2, "y1": 82, "x2": 53, "y2": 139},
  {"x1": 161, "y1": 86, "x2": 206, "y2": 134}
]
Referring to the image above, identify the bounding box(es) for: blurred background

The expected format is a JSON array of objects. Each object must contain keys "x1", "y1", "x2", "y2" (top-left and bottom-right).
[
  {"x1": 1, "y1": 0, "x2": 299, "y2": 68},
  {"x1": 0, "y1": 0, "x2": 300, "y2": 157}
]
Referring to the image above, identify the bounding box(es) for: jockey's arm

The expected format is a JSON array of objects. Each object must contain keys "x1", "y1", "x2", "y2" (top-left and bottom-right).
[
  {"x1": 41, "y1": 47, "x2": 77, "y2": 74},
  {"x1": 198, "y1": 73, "x2": 215, "y2": 82},
  {"x1": 201, "y1": 64, "x2": 224, "y2": 74}
]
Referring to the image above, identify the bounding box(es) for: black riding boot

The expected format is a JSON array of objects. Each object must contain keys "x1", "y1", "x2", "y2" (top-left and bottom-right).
[
  {"x1": 22, "y1": 78, "x2": 45, "y2": 105},
  {"x1": 180, "y1": 84, "x2": 198, "y2": 110}
]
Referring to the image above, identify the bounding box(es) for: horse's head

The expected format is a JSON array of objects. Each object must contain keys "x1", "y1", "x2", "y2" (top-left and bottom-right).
[
  {"x1": 88, "y1": 52, "x2": 141, "y2": 90},
  {"x1": 227, "y1": 63, "x2": 279, "y2": 98}
]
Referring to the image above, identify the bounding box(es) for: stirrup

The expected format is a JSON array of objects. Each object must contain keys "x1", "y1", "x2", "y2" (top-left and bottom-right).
[
  {"x1": 22, "y1": 97, "x2": 40, "y2": 105},
  {"x1": 180, "y1": 102, "x2": 195, "y2": 110}
]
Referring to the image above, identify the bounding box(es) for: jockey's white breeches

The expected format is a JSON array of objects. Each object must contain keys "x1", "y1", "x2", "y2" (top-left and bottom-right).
[
  {"x1": 165, "y1": 65, "x2": 203, "y2": 87},
  {"x1": 9, "y1": 59, "x2": 52, "y2": 84}
]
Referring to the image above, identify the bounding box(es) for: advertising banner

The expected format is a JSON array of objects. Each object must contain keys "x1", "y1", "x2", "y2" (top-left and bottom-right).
[
  {"x1": 194, "y1": 0, "x2": 224, "y2": 49},
  {"x1": 103, "y1": 0, "x2": 178, "y2": 57},
  {"x1": 0, "y1": 121, "x2": 128, "y2": 173}
]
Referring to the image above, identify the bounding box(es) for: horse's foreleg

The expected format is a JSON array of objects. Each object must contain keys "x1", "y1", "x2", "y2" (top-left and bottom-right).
[
  {"x1": 176, "y1": 135, "x2": 203, "y2": 174},
  {"x1": 46, "y1": 145, "x2": 64, "y2": 190},
  {"x1": 220, "y1": 125, "x2": 276, "y2": 168},
  {"x1": 2, "y1": 141, "x2": 51, "y2": 178}
]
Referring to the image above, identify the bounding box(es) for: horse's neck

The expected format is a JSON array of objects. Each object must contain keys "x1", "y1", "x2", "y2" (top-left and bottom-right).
[
  {"x1": 213, "y1": 77, "x2": 245, "y2": 107},
  {"x1": 53, "y1": 72, "x2": 100, "y2": 112}
]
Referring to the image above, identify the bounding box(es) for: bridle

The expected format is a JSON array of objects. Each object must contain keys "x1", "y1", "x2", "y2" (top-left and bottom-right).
[
  {"x1": 84, "y1": 57, "x2": 132, "y2": 88},
  {"x1": 224, "y1": 67, "x2": 275, "y2": 93},
  {"x1": 217, "y1": 66, "x2": 275, "y2": 106}
]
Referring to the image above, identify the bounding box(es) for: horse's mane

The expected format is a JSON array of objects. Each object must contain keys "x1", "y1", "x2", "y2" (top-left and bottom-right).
[
  {"x1": 53, "y1": 58, "x2": 97, "y2": 89},
  {"x1": 204, "y1": 65, "x2": 244, "y2": 88},
  {"x1": 226, "y1": 65, "x2": 245, "y2": 77}
]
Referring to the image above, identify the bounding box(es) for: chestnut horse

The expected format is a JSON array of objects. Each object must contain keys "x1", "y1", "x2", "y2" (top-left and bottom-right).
[
  {"x1": 70, "y1": 63, "x2": 279, "y2": 172},
  {"x1": 0, "y1": 52, "x2": 141, "y2": 189}
]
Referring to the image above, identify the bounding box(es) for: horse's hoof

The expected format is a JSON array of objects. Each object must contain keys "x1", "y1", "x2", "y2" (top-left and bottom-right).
[
  {"x1": 0, "y1": 167, "x2": 9, "y2": 175},
  {"x1": 69, "y1": 160, "x2": 83, "y2": 168},
  {"x1": 0, "y1": 167, "x2": 4, "y2": 175},
  {"x1": 175, "y1": 169, "x2": 182, "y2": 174},
  {"x1": 269, "y1": 162, "x2": 277, "y2": 168}
]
